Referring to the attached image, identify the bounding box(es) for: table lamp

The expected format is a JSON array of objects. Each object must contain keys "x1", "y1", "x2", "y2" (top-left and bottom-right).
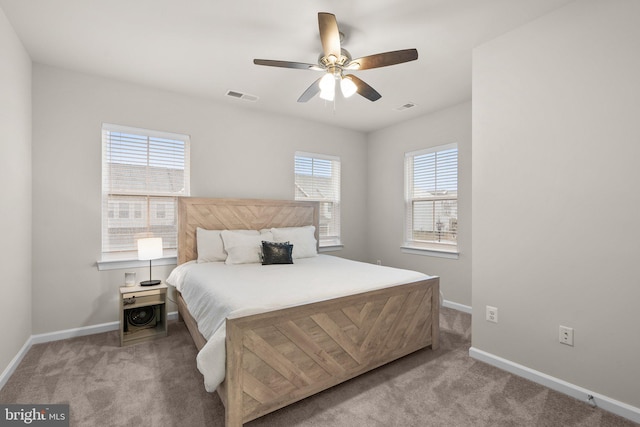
[{"x1": 137, "y1": 237, "x2": 163, "y2": 286}]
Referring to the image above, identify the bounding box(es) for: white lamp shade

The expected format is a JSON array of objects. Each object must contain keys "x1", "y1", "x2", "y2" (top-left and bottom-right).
[
  {"x1": 340, "y1": 76, "x2": 357, "y2": 98},
  {"x1": 319, "y1": 73, "x2": 335, "y2": 92},
  {"x1": 137, "y1": 237, "x2": 163, "y2": 260}
]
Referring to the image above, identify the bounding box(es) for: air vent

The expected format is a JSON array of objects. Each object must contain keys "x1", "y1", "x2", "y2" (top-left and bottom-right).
[
  {"x1": 395, "y1": 102, "x2": 417, "y2": 111},
  {"x1": 226, "y1": 90, "x2": 259, "y2": 102}
]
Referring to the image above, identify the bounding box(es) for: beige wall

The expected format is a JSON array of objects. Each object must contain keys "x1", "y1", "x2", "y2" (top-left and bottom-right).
[
  {"x1": 472, "y1": 0, "x2": 640, "y2": 408},
  {"x1": 367, "y1": 102, "x2": 472, "y2": 307},
  {"x1": 0, "y1": 9, "x2": 32, "y2": 377},
  {"x1": 31, "y1": 64, "x2": 368, "y2": 334}
]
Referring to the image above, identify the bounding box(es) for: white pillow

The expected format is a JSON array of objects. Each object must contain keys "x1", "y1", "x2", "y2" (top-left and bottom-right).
[
  {"x1": 221, "y1": 230, "x2": 272, "y2": 265},
  {"x1": 197, "y1": 228, "x2": 258, "y2": 263},
  {"x1": 196, "y1": 228, "x2": 225, "y2": 262},
  {"x1": 271, "y1": 226, "x2": 317, "y2": 259}
]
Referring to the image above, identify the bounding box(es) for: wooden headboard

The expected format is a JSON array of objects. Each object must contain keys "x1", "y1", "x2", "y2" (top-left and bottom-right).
[{"x1": 177, "y1": 197, "x2": 320, "y2": 264}]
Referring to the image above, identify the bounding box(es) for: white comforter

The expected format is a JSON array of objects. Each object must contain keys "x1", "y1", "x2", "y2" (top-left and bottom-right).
[{"x1": 167, "y1": 255, "x2": 432, "y2": 392}]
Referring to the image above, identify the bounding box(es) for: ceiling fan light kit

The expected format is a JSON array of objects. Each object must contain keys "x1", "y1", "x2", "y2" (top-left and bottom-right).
[
  {"x1": 340, "y1": 76, "x2": 357, "y2": 98},
  {"x1": 253, "y1": 12, "x2": 418, "y2": 104},
  {"x1": 319, "y1": 74, "x2": 335, "y2": 101},
  {"x1": 319, "y1": 73, "x2": 335, "y2": 94}
]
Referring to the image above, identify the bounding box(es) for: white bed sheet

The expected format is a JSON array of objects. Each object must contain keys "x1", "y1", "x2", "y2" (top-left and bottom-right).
[{"x1": 167, "y1": 254, "x2": 432, "y2": 392}]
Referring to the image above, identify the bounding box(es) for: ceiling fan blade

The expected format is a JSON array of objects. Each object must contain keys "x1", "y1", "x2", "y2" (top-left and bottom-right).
[
  {"x1": 346, "y1": 48, "x2": 418, "y2": 70},
  {"x1": 297, "y1": 77, "x2": 322, "y2": 103},
  {"x1": 253, "y1": 59, "x2": 324, "y2": 71},
  {"x1": 345, "y1": 75, "x2": 381, "y2": 102},
  {"x1": 318, "y1": 12, "x2": 341, "y2": 60}
]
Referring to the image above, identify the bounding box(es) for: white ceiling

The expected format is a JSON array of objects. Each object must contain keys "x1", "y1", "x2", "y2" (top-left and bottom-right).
[{"x1": 1, "y1": 0, "x2": 573, "y2": 132}]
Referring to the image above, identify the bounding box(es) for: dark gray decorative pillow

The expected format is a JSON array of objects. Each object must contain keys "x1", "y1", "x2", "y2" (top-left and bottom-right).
[{"x1": 261, "y1": 241, "x2": 294, "y2": 265}]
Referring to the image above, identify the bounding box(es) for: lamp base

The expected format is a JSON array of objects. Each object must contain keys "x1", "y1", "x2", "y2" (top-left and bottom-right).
[{"x1": 140, "y1": 279, "x2": 161, "y2": 287}]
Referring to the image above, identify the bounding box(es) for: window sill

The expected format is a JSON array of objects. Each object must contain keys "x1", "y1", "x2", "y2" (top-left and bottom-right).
[
  {"x1": 401, "y1": 246, "x2": 459, "y2": 259},
  {"x1": 97, "y1": 249, "x2": 177, "y2": 271},
  {"x1": 319, "y1": 244, "x2": 344, "y2": 253}
]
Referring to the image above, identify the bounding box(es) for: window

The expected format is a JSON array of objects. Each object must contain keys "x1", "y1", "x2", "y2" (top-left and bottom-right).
[
  {"x1": 102, "y1": 124, "x2": 190, "y2": 254},
  {"x1": 404, "y1": 143, "x2": 458, "y2": 253},
  {"x1": 294, "y1": 152, "x2": 341, "y2": 247}
]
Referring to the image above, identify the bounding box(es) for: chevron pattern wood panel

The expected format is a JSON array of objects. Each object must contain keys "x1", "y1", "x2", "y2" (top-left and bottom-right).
[
  {"x1": 224, "y1": 279, "x2": 439, "y2": 426},
  {"x1": 177, "y1": 197, "x2": 319, "y2": 264}
]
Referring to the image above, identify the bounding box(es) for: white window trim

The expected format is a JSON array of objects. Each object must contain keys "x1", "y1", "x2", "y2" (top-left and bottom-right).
[
  {"x1": 319, "y1": 244, "x2": 344, "y2": 253},
  {"x1": 400, "y1": 246, "x2": 459, "y2": 259},
  {"x1": 404, "y1": 142, "x2": 458, "y2": 256},
  {"x1": 294, "y1": 151, "x2": 342, "y2": 248},
  {"x1": 102, "y1": 123, "x2": 191, "y2": 146},
  {"x1": 96, "y1": 250, "x2": 177, "y2": 271},
  {"x1": 100, "y1": 123, "x2": 190, "y2": 266},
  {"x1": 295, "y1": 151, "x2": 339, "y2": 162}
]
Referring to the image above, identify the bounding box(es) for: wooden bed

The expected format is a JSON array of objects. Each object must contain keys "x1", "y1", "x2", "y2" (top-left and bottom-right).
[{"x1": 175, "y1": 197, "x2": 440, "y2": 427}]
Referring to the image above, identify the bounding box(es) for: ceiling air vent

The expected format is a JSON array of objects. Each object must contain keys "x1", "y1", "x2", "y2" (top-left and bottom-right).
[
  {"x1": 395, "y1": 102, "x2": 417, "y2": 111},
  {"x1": 226, "y1": 90, "x2": 259, "y2": 102}
]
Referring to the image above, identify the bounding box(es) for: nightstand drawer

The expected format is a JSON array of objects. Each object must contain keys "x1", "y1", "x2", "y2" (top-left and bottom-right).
[{"x1": 122, "y1": 294, "x2": 164, "y2": 308}]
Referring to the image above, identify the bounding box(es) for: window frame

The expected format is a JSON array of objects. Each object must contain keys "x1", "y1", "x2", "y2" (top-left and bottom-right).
[
  {"x1": 403, "y1": 143, "x2": 459, "y2": 256},
  {"x1": 100, "y1": 123, "x2": 190, "y2": 266},
  {"x1": 294, "y1": 151, "x2": 342, "y2": 249}
]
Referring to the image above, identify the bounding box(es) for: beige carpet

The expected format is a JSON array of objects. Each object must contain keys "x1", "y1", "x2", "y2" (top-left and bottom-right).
[{"x1": 0, "y1": 308, "x2": 636, "y2": 426}]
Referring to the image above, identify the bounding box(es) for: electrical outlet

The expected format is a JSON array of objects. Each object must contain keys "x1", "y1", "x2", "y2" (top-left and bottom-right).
[
  {"x1": 486, "y1": 306, "x2": 498, "y2": 323},
  {"x1": 376, "y1": 260, "x2": 382, "y2": 266},
  {"x1": 559, "y1": 325, "x2": 574, "y2": 346}
]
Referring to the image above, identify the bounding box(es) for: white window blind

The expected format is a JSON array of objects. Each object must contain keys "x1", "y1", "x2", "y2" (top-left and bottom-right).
[
  {"x1": 102, "y1": 124, "x2": 190, "y2": 253},
  {"x1": 294, "y1": 152, "x2": 341, "y2": 247},
  {"x1": 404, "y1": 143, "x2": 458, "y2": 252}
]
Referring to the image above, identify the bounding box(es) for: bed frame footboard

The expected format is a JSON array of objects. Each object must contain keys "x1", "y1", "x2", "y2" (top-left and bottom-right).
[{"x1": 223, "y1": 277, "x2": 439, "y2": 426}]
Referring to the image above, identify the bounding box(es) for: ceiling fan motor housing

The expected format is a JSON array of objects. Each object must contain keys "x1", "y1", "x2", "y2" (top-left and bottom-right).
[{"x1": 319, "y1": 48, "x2": 352, "y2": 69}]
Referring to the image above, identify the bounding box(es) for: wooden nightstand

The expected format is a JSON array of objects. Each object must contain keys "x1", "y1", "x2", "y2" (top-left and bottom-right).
[{"x1": 119, "y1": 283, "x2": 168, "y2": 346}]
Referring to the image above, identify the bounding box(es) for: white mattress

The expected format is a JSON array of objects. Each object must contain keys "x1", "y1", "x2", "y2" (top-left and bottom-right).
[{"x1": 167, "y1": 254, "x2": 432, "y2": 392}]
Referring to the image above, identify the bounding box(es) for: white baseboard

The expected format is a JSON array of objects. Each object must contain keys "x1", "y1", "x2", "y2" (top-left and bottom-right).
[
  {"x1": 0, "y1": 311, "x2": 179, "y2": 389},
  {"x1": 30, "y1": 321, "x2": 120, "y2": 345},
  {"x1": 469, "y1": 347, "x2": 640, "y2": 424},
  {"x1": 0, "y1": 337, "x2": 33, "y2": 391},
  {"x1": 442, "y1": 299, "x2": 472, "y2": 314}
]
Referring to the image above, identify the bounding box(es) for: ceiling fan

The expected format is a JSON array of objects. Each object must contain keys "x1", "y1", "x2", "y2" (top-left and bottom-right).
[{"x1": 253, "y1": 12, "x2": 418, "y2": 103}]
